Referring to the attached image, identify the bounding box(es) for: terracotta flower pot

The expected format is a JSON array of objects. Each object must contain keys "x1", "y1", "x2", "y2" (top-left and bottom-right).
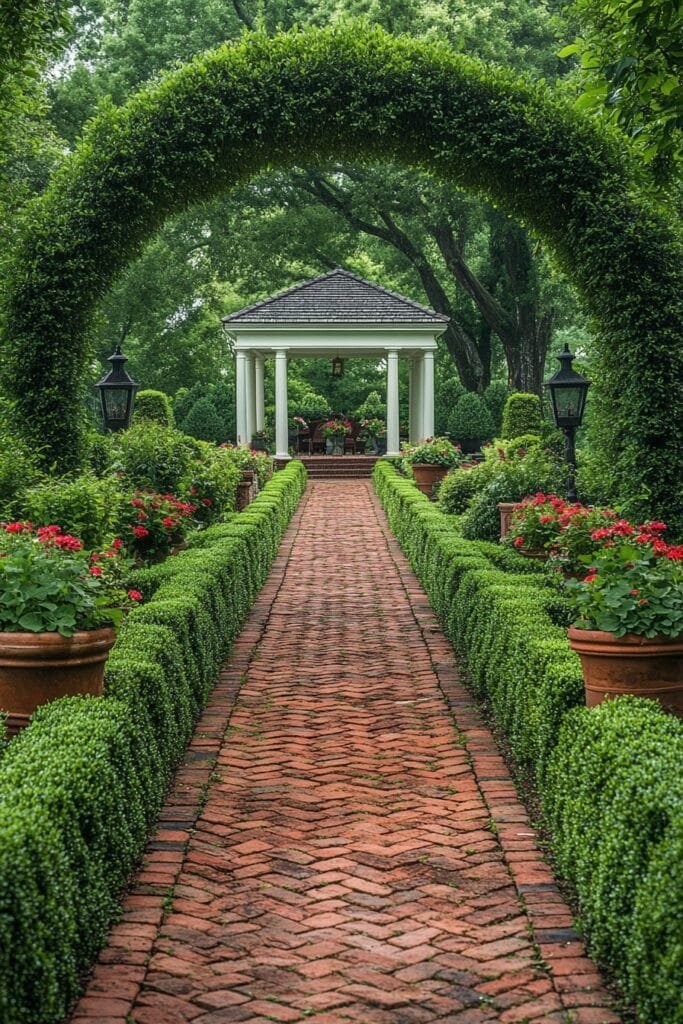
[
  {"x1": 567, "y1": 626, "x2": 683, "y2": 717},
  {"x1": 0, "y1": 627, "x2": 116, "y2": 736},
  {"x1": 412, "y1": 463, "x2": 448, "y2": 499}
]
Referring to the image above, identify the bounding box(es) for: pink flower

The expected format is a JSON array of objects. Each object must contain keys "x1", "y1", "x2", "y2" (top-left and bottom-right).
[
  {"x1": 202, "y1": 498, "x2": 212, "y2": 507},
  {"x1": 133, "y1": 526, "x2": 149, "y2": 539},
  {"x1": 89, "y1": 566, "x2": 103, "y2": 577},
  {"x1": 128, "y1": 589, "x2": 143, "y2": 602},
  {"x1": 513, "y1": 536, "x2": 524, "y2": 548},
  {"x1": 54, "y1": 534, "x2": 82, "y2": 551}
]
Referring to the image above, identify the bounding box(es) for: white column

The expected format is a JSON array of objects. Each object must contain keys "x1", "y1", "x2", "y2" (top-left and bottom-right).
[
  {"x1": 245, "y1": 353, "x2": 256, "y2": 444},
  {"x1": 412, "y1": 356, "x2": 423, "y2": 442},
  {"x1": 386, "y1": 350, "x2": 400, "y2": 456},
  {"x1": 274, "y1": 348, "x2": 290, "y2": 460},
  {"x1": 408, "y1": 359, "x2": 418, "y2": 442},
  {"x1": 235, "y1": 350, "x2": 247, "y2": 445},
  {"x1": 422, "y1": 350, "x2": 435, "y2": 439},
  {"x1": 254, "y1": 355, "x2": 265, "y2": 432}
]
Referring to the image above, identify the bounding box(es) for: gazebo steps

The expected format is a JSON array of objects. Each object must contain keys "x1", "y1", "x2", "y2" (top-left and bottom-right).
[{"x1": 282, "y1": 456, "x2": 381, "y2": 479}]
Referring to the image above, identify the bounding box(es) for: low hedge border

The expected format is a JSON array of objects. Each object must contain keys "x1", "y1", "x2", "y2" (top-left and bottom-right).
[
  {"x1": 0, "y1": 460, "x2": 307, "y2": 1024},
  {"x1": 373, "y1": 460, "x2": 683, "y2": 1024}
]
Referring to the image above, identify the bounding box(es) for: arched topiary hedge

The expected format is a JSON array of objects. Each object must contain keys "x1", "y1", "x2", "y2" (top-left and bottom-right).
[{"x1": 2, "y1": 25, "x2": 681, "y2": 523}]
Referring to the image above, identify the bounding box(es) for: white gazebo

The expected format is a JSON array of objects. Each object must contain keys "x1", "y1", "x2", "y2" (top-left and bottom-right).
[{"x1": 222, "y1": 268, "x2": 449, "y2": 460}]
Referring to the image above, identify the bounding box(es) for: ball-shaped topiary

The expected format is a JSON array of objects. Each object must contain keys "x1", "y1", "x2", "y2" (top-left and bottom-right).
[
  {"x1": 1, "y1": 25, "x2": 681, "y2": 525},
  {"x1": 133, "y1": 389, "x2": 175, "y2": 428},
  {"x1": 501, "y1": 392, "x2": 542, "y2": 439},
  {"x1": 448, "y1": 392, "x2": 495, "y2": 446}
]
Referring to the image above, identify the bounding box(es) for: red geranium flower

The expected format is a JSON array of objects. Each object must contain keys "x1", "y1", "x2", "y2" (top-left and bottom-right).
[
  {"x1": 133, "y1": 526, "x2": 149, "y2": 539},
  {"x1": 128, "y1": 589, "x2": 143, "y2": 602}
]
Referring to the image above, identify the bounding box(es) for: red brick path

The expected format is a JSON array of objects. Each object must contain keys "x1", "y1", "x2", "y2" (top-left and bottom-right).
[{"x1": 70, "y1": 481, "x2": 622, "y2": 1024}]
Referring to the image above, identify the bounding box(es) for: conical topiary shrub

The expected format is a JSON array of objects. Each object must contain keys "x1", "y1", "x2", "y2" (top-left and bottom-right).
[
  {"x1": 448, "y1": 393, "x2": 495, "y2": 452},
  {"x1": 501, "y1": 392, "x2": 542, "y2": 439},
  {"x1": 181, "y1": 397, "x2": 223, "y2": 442}
]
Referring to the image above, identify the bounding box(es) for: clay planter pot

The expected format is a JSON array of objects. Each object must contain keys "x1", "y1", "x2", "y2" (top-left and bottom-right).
[
  {"x1": 498, "y1": 502, "x2": 515, "y2": 540},
  {"x1": 0, "y1": 627, "x2": 116, "y2": 736},
  {"x1": 567, "y1": 626, "x2": 683, "y2": 717},
  {"x1": 412, "y1": 463, "x2": 449, "y2": 499}
]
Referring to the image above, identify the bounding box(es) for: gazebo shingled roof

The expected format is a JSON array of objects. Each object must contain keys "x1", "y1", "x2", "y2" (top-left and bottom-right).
[{"x1": 222, "y1": 268, "x2": 448, "y2": 325}]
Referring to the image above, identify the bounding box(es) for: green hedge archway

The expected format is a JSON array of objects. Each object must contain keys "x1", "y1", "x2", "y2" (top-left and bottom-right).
[{"x1": 2, "y1": 25, "x2": 681, "y2": 522}]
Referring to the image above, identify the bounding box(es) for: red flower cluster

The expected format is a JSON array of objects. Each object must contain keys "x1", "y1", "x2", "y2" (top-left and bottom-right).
[{"x1": 4, "y1": 521, "x2": 84, "y2": 550}]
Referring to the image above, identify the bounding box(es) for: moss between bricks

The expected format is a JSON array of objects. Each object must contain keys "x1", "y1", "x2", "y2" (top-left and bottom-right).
[
  {"x1": 373, "y1": 460, "x2": 683, "y2": 1024},
  {"x1": 0, "y1": 461, "x2": 307, "y2": 1024}
]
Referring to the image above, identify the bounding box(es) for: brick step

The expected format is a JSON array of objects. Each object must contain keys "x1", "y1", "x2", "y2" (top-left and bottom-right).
[{"x1": 294, "y1": 456, "x2": 380, "y2": 479}]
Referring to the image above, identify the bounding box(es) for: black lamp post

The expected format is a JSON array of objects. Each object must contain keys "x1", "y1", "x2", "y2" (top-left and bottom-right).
[
  {"x1": 331, "y1": 356, "x2": 344, "y2": 378},
  {"x1": 545, "y1": 343, "x2": 591, "y2": 502},
  {"x1": 95, "y1": 345, "x2": 139, "y2": 431}
]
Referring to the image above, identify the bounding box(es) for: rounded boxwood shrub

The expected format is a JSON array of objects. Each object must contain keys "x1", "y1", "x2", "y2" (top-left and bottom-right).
[
  {"x1": 133, "y1": 389, "x2": 175, "y2": 427},
  {"x1": 448, "y1": 392, "x2": 495, "y2": 446},
  {"x1": 501, "y1": 392, "x2": 542, "y2": 438},
  {"x1": 111, "y1": 422, "x2": 194, "y2": 493}
]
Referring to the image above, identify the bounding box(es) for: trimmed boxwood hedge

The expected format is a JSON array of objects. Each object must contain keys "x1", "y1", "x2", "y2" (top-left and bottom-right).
[
  {"x1": 0, "y1": 460, "x2": 306, "y2": 1024},
  {"x1": 374, "y1": 460, "x2": 683, "y2": 1023},
  {"x1": 1, "y1": 25, "x2": 681, "y2": 529}
]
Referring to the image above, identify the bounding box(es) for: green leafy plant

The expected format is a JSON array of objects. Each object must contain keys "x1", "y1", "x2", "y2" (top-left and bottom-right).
[
  {"x1": 133, "y1": 390, "x2": 174, "y2": 427},
  {"x1": 566, "y1": 527, "x2": 683, "y2": 638},
  {"x1": 111, "y1": 423, "x2": 194, "y2": 493},
  {"x1": 0, "y1": 523, "x2": 138, "y2": 636},
  {"x1": 355, "y1": 391, "x2": 386, "y2": 421},
  {"x1": 500, "y1": 392, "x2": 542, "y2": 438},
  {"x1": 21, "y1": 473, "x2": 123, "y2": 550},
  {"x1": 402, "y1": 437, "x2": 462, "y2": 468},
  {"x1": 116, "y1": 491, "x2": 197, "y2": 561},
  {"x1": 181, "y1": 397, "x2": 223, "y2": 442}
]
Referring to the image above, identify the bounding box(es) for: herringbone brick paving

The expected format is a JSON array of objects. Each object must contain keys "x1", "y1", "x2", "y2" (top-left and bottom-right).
[{"x1": 69, "y1": 480, "x2": 622, "y2": 1024}]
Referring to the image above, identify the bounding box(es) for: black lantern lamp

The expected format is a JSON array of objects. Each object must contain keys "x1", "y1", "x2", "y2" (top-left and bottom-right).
[
  {"x1": 545, "y1": 343, "x2": 591, "y2": 502},
  {"x1": 331, "y1": 356, "x2": 344, "y2": 378},
  {"x1": 95, "y1": 345, "x2": 139, "y2": 431}
]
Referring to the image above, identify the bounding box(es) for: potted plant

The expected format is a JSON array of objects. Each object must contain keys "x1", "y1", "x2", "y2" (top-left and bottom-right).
[
  {"x1": 403, "y1": 437, "x2": 462, "y2": 497},
  {"x1": 251, "y1": 427, "x2": 272, "y2": 452},
  {"x1": 506, "y1": 493, "x2": 567, "y2": 558},
  {"x1": 565, "y1": 521, "x2": 683, "y2": 715},
  {"x1": 448, "y1": 392, "x2": 495, "y2": 454},
  {"x1": 360, "y1": 418, "x2": 387, "y2": 455},
  {"x1": 321, "y1": 418, "x2": 352, "y2": 455},
  {"x1": 0, "y1": 522, "x2": 141, "y2": 735},
  {"x1": 117, "y1": 489, "x2": 197, "y2": 562}
]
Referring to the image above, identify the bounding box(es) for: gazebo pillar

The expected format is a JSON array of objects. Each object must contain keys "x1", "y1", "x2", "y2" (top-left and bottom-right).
[
  {"x1": 422, "y1": 351, "x2": 435, "y2": 439},
  {"x1": 235, "y1": 350, "x2": 248, "y2": 445},
  {"x1": 245, "y1": 353, "x2": 256, "y2": 444},
  {"x1": 410, "y1": 357, "x2": 423, "y2": 442},
  {"x1": 386, "y1": 350, "x2": 400, "y2": 456},
  {"x1": 254, "y1": 355, "x2": 265, "y2": 432},
  {"x1": 274, "y1": 348, "x2": 290, "y2": 460}
]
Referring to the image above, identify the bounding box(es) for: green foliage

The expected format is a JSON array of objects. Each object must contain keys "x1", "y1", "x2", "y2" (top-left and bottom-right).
[
  {"x1": 355, "y1": 390, "x2": 386, "y2": 421},
  {"x1": 560, "y1": 0, "x2": 683, "y2": 175},
  {"x1": 181, "y1": 397, "x2": 224, "y2": 442},
  {"x1": 0, "y1": 436, "x2": 42, "y2": 518},
  {"x1": 435, "y1": 374, "x2": 467, "y2": 435},
  {"x1": 437, "y1": 465, "x2": 481, "y2": 515},
  {"x1": 111, "y1": 422, "x2": 194, "y2": 493},
  {"x1": 500, "y1": 392, "x2": 542, "y2": 438},
  {"x1": 375, "y1": 460, "x2": 683, "y2": 1024},
  {"x1": 184, "y1": 442, "x2": 241, "y2": 524},
  {"x1": 461, "y1": 449, "x2": 563, "y2": 541},
  {"x1": 1, "y1": 26, "x2": 680, "y2": 529},
  {"x1": 544, "y1": 699, "x2": 683, "y2": 1023},
  {"x1": 447, "y1": 392, "x2": 495, "y2": 443},
  {"x1": 0, "y1": 460, "x2": 306, "y2": 1023},
  {"x1": 295, "y1": 390, "x2": 331, "y2": 423},
  {"x1": 133, "y1": 389, "x2": 174, "y2": 427},
  {"x1": 482, "y1": 381, "x2": 509, "y2": 434},
  {"x1": 21, "y1": 473, "x2": 122, "y2": 549}
]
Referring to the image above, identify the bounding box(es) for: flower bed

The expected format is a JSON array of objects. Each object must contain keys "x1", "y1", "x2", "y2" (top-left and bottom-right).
[
  {"x1": 373, "y1": 460, "x2": 683, "y2": 1024},
  {"x1": 0, "y1": 461, "x2": 306, "y2": 1024}
]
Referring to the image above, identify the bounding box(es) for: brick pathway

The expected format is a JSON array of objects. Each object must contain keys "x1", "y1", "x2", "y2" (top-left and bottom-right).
[{"x1": 70, "y1": 481, "x2": 622, "y2": 1024}]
